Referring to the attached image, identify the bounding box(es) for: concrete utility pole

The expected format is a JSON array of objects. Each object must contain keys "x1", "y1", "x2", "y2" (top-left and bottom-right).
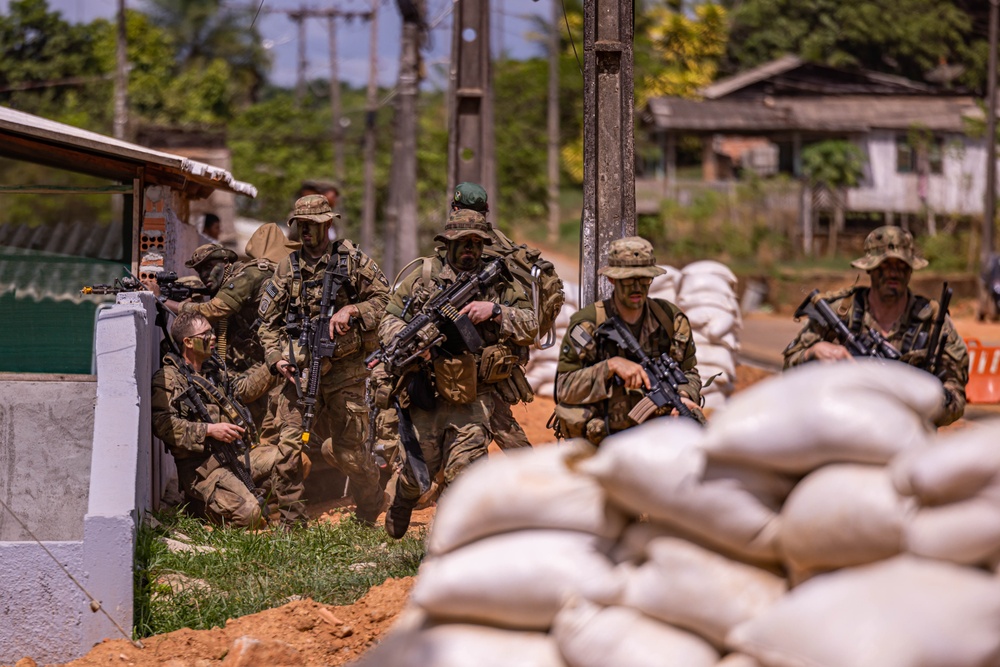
[
  {"x1": 361, "y1": 0, "x2": 380, "y2": 253},
  {"x1": 113, "y1": 0, "x2": 128, "y2": 141},
  {"x1": 293, "y1": 9, "x2": 307, "y2": 103},
  {"x1": 985, "y1": 0, "x2": 999, "y2": 269},
  {"x1": 447, "y1": 0, "x2": 496, "y2": 218},
  {"x1": 327, "y1": 14, "x2": 344, "y2": 182},
  {"x1": 580, "y1": 0, "x2": 636, "y2": 305},
  {"x1": 392, "y1": 0, "x2": 424, "y2": 275},
  {"x1": 546, "y1": 0, "x2": 561, "y2": 243}
]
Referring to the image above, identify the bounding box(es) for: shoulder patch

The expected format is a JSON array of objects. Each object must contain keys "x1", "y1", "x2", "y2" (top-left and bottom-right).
[
  {"x1": 265, "y1": 281, "x2": 278, "y2": 298},
  {"x1": 568, "y1": 322, "x2": 595, "y2": 356}
]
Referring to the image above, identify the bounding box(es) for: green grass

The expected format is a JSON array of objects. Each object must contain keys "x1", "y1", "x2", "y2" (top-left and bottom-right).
[{"x1": 133, "y1": 509, "x2": 426, "y2": 638}]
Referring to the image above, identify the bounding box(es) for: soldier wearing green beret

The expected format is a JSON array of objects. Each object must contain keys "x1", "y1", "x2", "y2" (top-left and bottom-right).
[
  {"x1": 783, "y1": 225, "x2": 969, "y2": 426},
  {"x1": 555, "y1": 236, "x2": 704, "y2": 444}
]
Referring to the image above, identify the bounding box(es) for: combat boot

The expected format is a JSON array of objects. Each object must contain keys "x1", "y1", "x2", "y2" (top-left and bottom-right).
[
  {"x1": 353, "y1": 491, "x2": 389, "y2": 528},
  {"x1": 384, "y1": 494, "x2": 416, "y2": 539}
]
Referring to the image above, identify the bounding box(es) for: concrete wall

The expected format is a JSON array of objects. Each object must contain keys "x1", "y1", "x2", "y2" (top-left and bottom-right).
[{"x1": 0, "y1": 292, "x2": 160, "y2": 665}]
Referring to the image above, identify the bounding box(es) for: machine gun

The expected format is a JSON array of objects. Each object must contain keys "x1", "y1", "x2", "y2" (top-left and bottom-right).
[
  {"x1": 178, "y1": 382, "x2": 264, "y2": 510},
  {"x1": 366, "y1": 258, "x2": 510, "y2": 378},
  {"x1": 595, "y1": 314, "x2": 700, "y2": 425},
  {"x1": 793, "y1": 289, "x2": 902, "y2": 360},
  {"x1": 294, "y1": 258, "x2": 351, "y2": 447},
  {"x1": 81, "y1": 270, "x2": 213, "y2": 302}
]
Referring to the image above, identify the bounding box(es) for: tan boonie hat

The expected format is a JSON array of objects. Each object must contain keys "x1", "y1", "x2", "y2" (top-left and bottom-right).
[
  {"x1": 851, "y1": 225, "x2": 928, "y2": 271},
  {"x1": 286, "y1": 194, "x2": 340, "y2": 225},
  {"x1": 433, "y1": 209, "x2": 493, "y2": 245},
  {"x1": 185, "y1": 243, "x2": 238, "y2": 269},
  {"x1": 598, "y1": 236, "x2": 667, "y2": 279}
]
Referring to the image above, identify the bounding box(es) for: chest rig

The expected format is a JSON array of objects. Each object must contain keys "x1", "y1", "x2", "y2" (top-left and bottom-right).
[
  {"x1": 846, "y1": 289, "x2": 931, "y2": 357},
  {"x1": 284, "y1": 242, "x2": 358, "y2": 338}
]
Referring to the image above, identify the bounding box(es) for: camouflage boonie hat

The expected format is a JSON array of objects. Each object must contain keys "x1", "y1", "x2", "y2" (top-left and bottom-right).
[
  {"x1": 453, "y1": 182, "x2": 489, "y2": 212},
  {"x1": 434, "y1": 209, "x2": 493, "y2": 244},
  {"x1": 185, "y1": 243, "x2": 238, "y2": 269},
  {"x1": 851, "y1": 225, "x2": 928, "y2": 271},
  {"x1": 286, "y1": 194, "x2": 340, "y2": 225},
  {"x1": 598, "y1": 236, "x2": 667, "y2": 279}
]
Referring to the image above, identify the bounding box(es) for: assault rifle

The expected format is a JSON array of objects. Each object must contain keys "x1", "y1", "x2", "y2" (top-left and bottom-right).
[
  {"x1": 291, "y1": 257, "x2": 351, "y2": 447},
  {"x1": 365, "y1": 258, "x2": 510, "y2": 378},
  {"x1": 178, "y1": 383, "x2": 264, "y2": 509},
  {"x1": 595, "y1": 314, "x2": 701, "y2": 425},
  {"x1": 81, "y1": 271, "x2": 213, "y2": 302},
  {"x1": 923, "y1": 282, "x2": 952, "y2": 375},
  {"x1": 793, "y1": 289, "x2": 902, "y2": 360}
]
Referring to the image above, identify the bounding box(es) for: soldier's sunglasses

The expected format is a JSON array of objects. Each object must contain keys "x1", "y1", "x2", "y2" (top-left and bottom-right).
[
  {"x1": 619, "y1": 277, "x2": 653, "y2": 287},
  {"x1": 188, "y1": 329, "x2": 216, "y2": 342}
]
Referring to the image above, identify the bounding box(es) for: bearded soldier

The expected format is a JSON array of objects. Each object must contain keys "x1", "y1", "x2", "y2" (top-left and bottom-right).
[
  {"x1": 783, "y1": 225, "x2": 969, "y2": 427},
  {"x1": 377, "y1": 209, "x2": 538, "y2": 539},
  {"x1": 258, "y1": 195, "x2": 388, "y2": 526},
  {"x1": 555, "y1": 237, "x2": 704, "y2": 445}
]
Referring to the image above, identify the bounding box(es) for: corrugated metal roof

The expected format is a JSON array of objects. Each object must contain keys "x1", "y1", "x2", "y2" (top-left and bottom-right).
[
  {"x1": 0, "y1": 106, "x2": 257, "y2": 199},
  {"x1": 702, "y1": 55, "x2": 804, "y2": 100}
]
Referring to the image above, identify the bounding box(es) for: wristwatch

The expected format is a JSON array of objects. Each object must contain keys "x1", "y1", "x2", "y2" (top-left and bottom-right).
[{"x1": 491, "y1": 303, "x2": 502, "y2": 319}]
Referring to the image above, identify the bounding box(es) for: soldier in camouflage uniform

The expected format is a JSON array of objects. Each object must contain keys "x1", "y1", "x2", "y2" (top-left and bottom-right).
[
  {"x1": 378, "y1": 209, "x2": 539, "y2": 538},
  {"x1": 555, "y1": 237, "x2": 704, "y2": 445},
  {"x1": 783, "y1": 225, "x2": 969, "y2": 427},
  {"x1": 152, "y1": 312, "x2": 305, "y2": 528},
  {"x1": 258, "y1": 195, "x2": 389, "y2": 525}
]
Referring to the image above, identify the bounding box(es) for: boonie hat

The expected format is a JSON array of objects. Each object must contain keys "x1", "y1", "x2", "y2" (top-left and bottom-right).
[
  {"x1": 185, "y1": 243, "x2": 238, "y2": 269},
  {"x1": 286, "y1": 194, "x2": 340, "y2": 225},
  {"x1": 851, "y1": 226, "x2": 928, "y2": 271},
  {"x1": 433, "y1": 209, "x2": 493, "y2": 244},
  {"x1": 453, "y1": 182, "x2": 489, "y2": 213},
  {"x1": 598, "y1": 236, "x2": 667, "y2": 280}
]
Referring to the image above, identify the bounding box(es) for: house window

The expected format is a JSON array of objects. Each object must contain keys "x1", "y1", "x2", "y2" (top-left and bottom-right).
[{"x1": 896, "y1": 135, "x2": 944, "y2": 175}]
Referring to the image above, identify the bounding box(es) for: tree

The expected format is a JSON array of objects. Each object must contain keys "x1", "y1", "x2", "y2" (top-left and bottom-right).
[{"x1": 801, "y1": 139, "x2": 866, "y2": 257}]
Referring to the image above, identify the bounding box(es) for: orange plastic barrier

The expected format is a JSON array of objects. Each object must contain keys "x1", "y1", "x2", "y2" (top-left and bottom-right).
[{"x1": 965, "y1": 338, "x2": 1000, "y2": 404}]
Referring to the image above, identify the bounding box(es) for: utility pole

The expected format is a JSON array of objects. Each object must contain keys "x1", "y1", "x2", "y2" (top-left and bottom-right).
[
  {"x1": 361, "y1": 0, "x2": 380, "y2": 254},
  {"x1": 393, "y1": 0, "x2": 423, "y2": 273},
  {"x1": 985, "y1": 0, "x2": 999, "y2": 270},
  {"x1": 546, "y1": 0, "x2": 561, "y2": 243},
  {"x1": 447, "y1": 0, "x2": 496, "y2": 217},
  {"x1": 327, "y1": 14, "x2": 343, "y2": 182},
  {"x1": 293, "y1": 8, "x2": 307, "y2": 104},
  {"x1": 113, "y1": 0, "x2": 128, "y2": 141},
  {"x1": 580, "y1": 0, "x2": 636, "y2": 305}
]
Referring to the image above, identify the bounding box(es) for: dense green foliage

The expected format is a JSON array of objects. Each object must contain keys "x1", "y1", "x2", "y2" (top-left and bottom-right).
[
  {"x1": 134, "y1": 510, "x2": 425, "y2": 637},
  {"x1": 801, "y1": 140, "x2": 866, "y2": 190}
]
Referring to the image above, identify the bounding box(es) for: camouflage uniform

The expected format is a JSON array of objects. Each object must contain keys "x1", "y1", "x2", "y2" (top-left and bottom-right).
[
  {"x1": 783, "y1": 226, "x2": 968, "y2": 427},
  {"x1": 258, "y1": 196, "x2": 389, "y2": 521},
  {"x1": 379, "y1": 210, "x2": 539, "y2": 534},
  {"x1": 151, "y1": 353, "x2": 304, "y2": 527},
  {"x1": 556, "y1": 237, "x2": 704, "y2": 444}
]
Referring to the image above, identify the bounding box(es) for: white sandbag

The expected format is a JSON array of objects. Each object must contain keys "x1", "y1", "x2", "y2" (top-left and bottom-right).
[
  {"x1": 905, "y1": 484, "x2": 1000, "y2": 566},
  {"x1": 427, "y1": 441, "x2": 628, "y2": 556},
  {"x1": 727, "y1": 555, "x2": 1000, "y2": 667},
  {"x1": 679, "y1": 291, "x2": 740, "y2": 315},
  {"x1": 411, "y1": 530, "x2": 623, "y2": 630},
  {"x1": 716, "y1": 656, "x2": 763, "y2": 667},
  {"x1": 552, "y1": 598, "x2": 719, "y2": 667},
  {"x1": 579, "y1": 422, "x2": 782, "y2": 562},
  {"x1": 357, "y1": 617, "x2": 566, "y2": 667},
  {"x1": 703, "y1": 361, "x2": 941, "y2": 474},
  {"x1": 619, "y1": 537, "x2": 787, "y2": 647},
  {"x1": 679, "y1": 271, "x2": 738, "y2": 297},
  {"x1": 534, "y1": 381, "x2": 555, "y2": 399},
  {"x1": 694, "y1": 330, "x2": 740, "y2": 352},
  {"x1": 696, "y1": 344, "x2": 737, "y2": 379},
  {"x1": 702, "y1": 392, "x2": 729, "y2": 412},
  {"x1": 682, "y1": 260, "x2": 738, "y2": 286},
  {"x1": 778, "y1": 464, "x2": 911, "y2": 578},
  {"x1": 891, "y1": 420, "x2": 1000, "y2": 505},
  {"x1": 685, "y1": 306, "x2": 739, "y2": 341}
]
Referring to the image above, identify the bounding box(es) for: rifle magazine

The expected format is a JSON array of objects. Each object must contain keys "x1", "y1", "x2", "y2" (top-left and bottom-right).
[{"x1": 628, "y1": 397, "x2": 658, "y2": 424}]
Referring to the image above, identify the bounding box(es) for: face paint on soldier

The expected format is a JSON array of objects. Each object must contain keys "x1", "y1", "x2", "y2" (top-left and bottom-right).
[
  {"x1": 447, "y1": 236, "x2": 485, "y2": 272},
  {"x1": 198, "y1": 259, "x2": 227, "y2": 293},
  {"x1": 611, "y1": 276, "x2": 652, "y2": 314},
  {"x1": 300, "y1": 220, "x2": 330, "y2": 253},
  {"x1": 869, "y1": 258, "x2": 911, "y2": 302},
  {"x1": 186, "y1": 327, "x2": 216, "y2": 357}
]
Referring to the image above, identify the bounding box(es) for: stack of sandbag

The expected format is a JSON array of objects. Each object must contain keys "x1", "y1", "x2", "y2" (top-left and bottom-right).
[
  {"x1": 524, "y1": 281, "x2": 578, "y2": 398},
  {"x1": 358, "y1": 360, "x2": 1000, "y2": 667},
  {"x1": 647, "y1": 264, "x2": 683, "y2": 304},
  {"x1": 675, "y1": 260, "x2": 742, "y2": 411}
]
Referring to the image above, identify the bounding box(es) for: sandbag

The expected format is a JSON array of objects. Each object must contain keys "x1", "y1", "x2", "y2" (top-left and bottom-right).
[
  {"x1": 696, "y1": 344, "x2": 737, "y2": 379},
  {"x1": 905, "y1": 484, "x2": 1000, "y2": 566},
  {"x1": 552, "y1": 598, "x2": 719, "y2": 667},
  {"x1": 679, "y1": 271, "x2": 737, "y2": 296},
  {"x1": 411, "y1": 530, "x2": 623, "y2": 630},
  {"x1": 618, "y1": 537, "x2": 786, "y2": 647},
  {"x1": 682, "y1": 260, "x2": 738, "y2": 286},
  {"x1": 685, "y1": 306, "x2": 739, "y2": 341},
  {"x1": 579, "y1": 422, "x2": 783, "y2": 562},
  {"x1": 778, "y1": 464, "x2": 911, "y2": 578},
  {"x1": 891, "y1": 421, "x2": 1000, "y2": 505},
  {"x1": 703, "y1": 361, "x2": 941, "y2": 474},
  {"x1": 694, "y1": 330, "x2": 740, "y2": 352},
  {"x1": 679, "y1": 291, "x2": 740, "y2": 315},
  {"x1": 427, "y1": 440, "x2": 628, "y2": 556},
  {"x1": 716, "y1": 656, "x2": 763, "y2": 667},
  {"x1": 356, "y1": 615, "x2": 566, "y2": 667},
  {"x1": 727, "y1": 555, "x2": 1000, "y2": 667}
]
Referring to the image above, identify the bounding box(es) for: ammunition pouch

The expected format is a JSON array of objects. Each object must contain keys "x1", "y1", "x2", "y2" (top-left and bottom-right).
[
  {"x1": 479, "y1": 344, "x2": 518, "y2": 384},
  {"x1": 330, "y1": 325, "x2": 362, "y2": 360},
  {"x1": 361, "y1": 327, "x2": 379, "y2": 354},
  {"x1": 433, "y1": 353, "x2": 478, "y2": 405},
  {"x1": 550, "y1": 403, "x2": 596, "y2": 440},
  {"x1": 494, "y1": 365, "x2": 534, "y2": 405}
]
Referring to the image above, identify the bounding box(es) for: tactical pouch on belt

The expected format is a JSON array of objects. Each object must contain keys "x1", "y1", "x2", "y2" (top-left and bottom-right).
[
  {"x1": 330, "y1": 326, "x2": 362, "y2": 360},
  {"x1": 361, "y1": 327, "x2": 379, "y2": 354},
  {"x1": 550, "y1": 403, "x2": 595, "y2": 439},
  {"x1": 479, "y1": 344, "x2": 518, "y2": 384},
  {"x1": 433, "y1": 353, "x2": 478, "y2": 404},
  {"x1": 494, "y1": 365, "x2": 534, "y2": 404}
]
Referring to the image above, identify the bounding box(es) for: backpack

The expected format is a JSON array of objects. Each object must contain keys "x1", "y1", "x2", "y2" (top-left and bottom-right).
[{"x1": 486, "y1": 241, "x2": 565, "y2": 349}]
